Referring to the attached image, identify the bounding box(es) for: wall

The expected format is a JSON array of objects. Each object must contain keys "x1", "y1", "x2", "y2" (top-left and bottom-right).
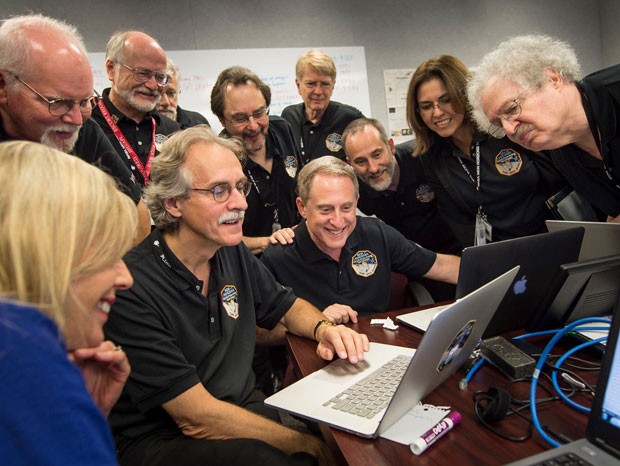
[{"x1": 1, "y1": 0, "x2": 607, "y2": 129}]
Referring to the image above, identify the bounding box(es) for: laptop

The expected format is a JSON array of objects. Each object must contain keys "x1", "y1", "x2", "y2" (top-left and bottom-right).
[
  {"x1": 546, "y1": 220, "x2": 620, "y2": 261},
  {"x1": 265, "y1": 266, "x2": 519, "y2": 438},
  {"x1": 397, "y1": 228, "x2": 584, "y2": 337},
  {"x1": 505, "y1": 296, "x2": 620, "y2": 466}
]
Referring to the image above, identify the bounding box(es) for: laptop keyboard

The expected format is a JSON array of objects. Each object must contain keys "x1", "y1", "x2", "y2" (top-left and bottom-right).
[
  {"x1": 322, "y1": 354, "x2": 411, "y2": 419},
  {"x1": 531, "y1": 452, "x2": 593, "y2": 466}
]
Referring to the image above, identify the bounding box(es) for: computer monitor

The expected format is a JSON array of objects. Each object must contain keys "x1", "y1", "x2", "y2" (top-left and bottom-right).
[{"x1": 527, "y1": 254, "x2": 620, "y2": 331}]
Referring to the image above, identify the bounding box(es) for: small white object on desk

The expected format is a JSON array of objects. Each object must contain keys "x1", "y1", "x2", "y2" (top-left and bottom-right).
[{"x1": 370, "y1": 316, "x2": 399, "y2": 331}]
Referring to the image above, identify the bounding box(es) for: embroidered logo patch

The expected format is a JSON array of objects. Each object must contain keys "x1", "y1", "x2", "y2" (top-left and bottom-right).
[
  {"x1": 351, "y1": 250, "x2": 378, "y2": 277},
  {"x1": 284, "y1": 155, "x2": 298, "y2": 178},
  {"x1": 416, "y1": 183, "x2": 435, "y2": 203},
  {"x1": 154, "y1": 133, "x2": 169, "y2": 152},
  {"x1": 325, "y1": 133, "x2": 343, "y2": 153},
  {"x1": 220, "y1": 285, "x2": 239, "y2": 319},
  {"x1": 495, "y1": 149, "x2": 522, "y2": 176}
]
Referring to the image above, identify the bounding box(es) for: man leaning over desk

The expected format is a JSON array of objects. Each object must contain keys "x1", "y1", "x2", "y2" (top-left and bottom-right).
[{"x1": 104, "y1": 126, "x2": 369, "y2": 466}]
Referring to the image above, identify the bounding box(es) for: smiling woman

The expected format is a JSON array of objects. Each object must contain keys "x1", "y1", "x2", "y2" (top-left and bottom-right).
[{"x1": 0, "y1": 140, "x2": 137, "y2": 465}]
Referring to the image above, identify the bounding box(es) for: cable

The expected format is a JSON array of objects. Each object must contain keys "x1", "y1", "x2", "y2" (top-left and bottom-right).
[{"x1": 528, "y1": 317, "x2": 611, "y2": 447}]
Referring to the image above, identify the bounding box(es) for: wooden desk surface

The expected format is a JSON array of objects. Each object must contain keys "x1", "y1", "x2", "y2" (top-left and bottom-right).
[{"x1": 286, "y1": 309, "x2": 597, "y2": 466}]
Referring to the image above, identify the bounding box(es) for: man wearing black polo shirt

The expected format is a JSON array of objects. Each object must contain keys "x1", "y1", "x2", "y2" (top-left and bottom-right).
[
  {"x1": 0, "y1": 14, "x2": 150, "y2": 241},
  {"x1": 211, "y1": 66, "x2": 302, "y2": 255},
  {"x1": 104, "y1": 126, "x2": 368, "y2": 466},
  {"x1": 92, "y1": 30, "x2": 180, "y2": 187},
  {"x1": 468, "y1": 34, "x2": 620, "y2": 221},
  {"x1": 281, "y1": 50, "x2": 364, "y2": 164},
  {"x1": 261, "y1": 156, "x2": 459, "y2": 325}
]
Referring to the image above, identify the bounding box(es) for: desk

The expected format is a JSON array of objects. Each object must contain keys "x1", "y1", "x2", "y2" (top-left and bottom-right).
[{"x1": 286, "y1": 309, "x2": 596, "y2": 466}]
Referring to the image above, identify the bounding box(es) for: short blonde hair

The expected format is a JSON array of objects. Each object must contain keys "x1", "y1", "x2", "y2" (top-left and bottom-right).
[
  {"x1": 0, "y1": 141, "x2": 137, "y2": 332},
  {"x1": 295, "y1": 50, "x2": 337, "y2": 81}
]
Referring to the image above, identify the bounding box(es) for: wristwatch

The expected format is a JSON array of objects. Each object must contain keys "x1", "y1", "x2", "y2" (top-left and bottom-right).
[{"x1": 313, "y1": 319, "x2": 337, "y2": 340}]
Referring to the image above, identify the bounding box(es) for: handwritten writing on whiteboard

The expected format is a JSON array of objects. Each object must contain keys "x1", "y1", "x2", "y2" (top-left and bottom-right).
[{"x1": 88, "y1": 46, "x2": 370, "y2": 134}]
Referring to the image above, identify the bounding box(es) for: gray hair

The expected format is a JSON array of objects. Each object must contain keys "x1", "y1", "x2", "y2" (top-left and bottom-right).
[
  {"x1": 167, "y1": 57, "x2": 180, "y2": 82},
  {"x1": 144, "y1": 125, "x2": 246, "y2": 232},
  {"x1": 297, "y1": 156, "x2": 359, "y2": 203},
  {"x1": 0, "y1": 14, "x2": 87, "y2": 81},
  {"x1": 342, "y1": 118, "x2": 390, "y2": 157},
  {"x1": 105, "y1": 30, "x2": 130, "y2": 63},
  {"x1": 467, "y1": 34, "x2": 582, "y2": 134}
]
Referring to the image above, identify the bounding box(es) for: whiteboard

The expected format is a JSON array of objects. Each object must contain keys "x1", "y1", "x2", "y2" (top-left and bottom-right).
[{"x1": 88, "y1": 46, "x2": 371, "y2": 134}]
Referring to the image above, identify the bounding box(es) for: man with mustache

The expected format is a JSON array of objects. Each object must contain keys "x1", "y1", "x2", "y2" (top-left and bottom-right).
[
  {"x1": 92, "y1": 30, "x2": 180, "y2": 187},
  {"x1": 0, "y1": 14, "x2": 151, "y2": 241},
  {"x1": 211, "y1": 66, "x2": 301, "y2": 255},
  {"x1": 467, "y1": 34, "x2": 620, "y2": 222},
  {"x1": 104, "y1": 126, "x2": 369, "y2": 466}
]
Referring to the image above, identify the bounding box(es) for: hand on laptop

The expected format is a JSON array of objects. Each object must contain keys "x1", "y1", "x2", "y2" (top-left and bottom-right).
[
  {"x1": 315, "y1": 324, "x2": 370, "y2": 364},
  {"x1": 323, "y1": 303, "x2": 358, "y2": 324}
]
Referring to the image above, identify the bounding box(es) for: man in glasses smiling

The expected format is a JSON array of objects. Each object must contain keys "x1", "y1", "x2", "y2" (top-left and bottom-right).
[
  {"x1": 92, "y1": 30, "x2": 180, "y2": 187},
  {"x1": 0, "y1": 14, "x2": 151, "y2": 241},
  {"x1": 211, "y1": 66, "x2": 302, "y2": 256},
  {"x1": 468, "y1": 34, "x2": 620, "y2": 222}
]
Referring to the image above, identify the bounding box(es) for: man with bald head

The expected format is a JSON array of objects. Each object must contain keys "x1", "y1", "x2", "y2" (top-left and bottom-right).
[
  {"x1": 0, "y1": 14, "x2": 150, "y2": 240},
  {"x1": 92, "y1": 30, "x2": 180, "y2": 187}
]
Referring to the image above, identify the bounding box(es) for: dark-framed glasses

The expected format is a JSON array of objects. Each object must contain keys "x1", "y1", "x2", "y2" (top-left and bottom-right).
[
  {"x1": 417, "y1": 95, "x2": 452, "y2": 114},
  {"x1": 487, "y1": 97, "x2": 523, "y2": 137},
  {"x1": 226, "y1": 107, "x2": 270, "y2": 126},
  {"x1": 14, "y1": 75, "x2": 98, "y2": 116},
  {"x1": 118, "y1": 62, "x2": 170, "y2": 86},
  {"x1": 191, "y1": 180, "x2": 252, "y2": 202}
]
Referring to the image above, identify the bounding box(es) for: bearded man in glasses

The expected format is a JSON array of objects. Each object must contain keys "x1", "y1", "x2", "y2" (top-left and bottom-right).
[
  {"x1": 91, "y1": 30, "x2": 180, "y2": 187},
  {"x1": 0, "y1": 14, "x2": 151, "y2": 241},
  {"x1": 467, "y1": 34, "x2": 620, "y2": 222}
]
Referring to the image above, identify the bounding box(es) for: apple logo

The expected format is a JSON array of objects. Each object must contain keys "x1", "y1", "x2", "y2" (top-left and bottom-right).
[{"x1": 513, "y1": 275, "x2": 527, "y2": 295}]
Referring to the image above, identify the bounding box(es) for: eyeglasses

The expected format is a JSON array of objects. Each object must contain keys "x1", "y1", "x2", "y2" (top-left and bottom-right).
[
  {"x1": 302, "y1": 80, "x2": 334, "y2": 91},
  {"x1": 118, "y1": 62, "x2": 170, "y2": 86},
  {"x1": 191, "y1": 180, "x2": 252, "y2": 202},
  {"x1": 225, "y1": 108, "x2": 269, "y2": 127},
  {"x1": 487, "y1": 96, "x2": 524, "y2": 137},
  {"x1": 14, "y1": 75, "x2": 98, "y2": 116},
  {"x1": 417, "y1": 95, "x2": 452, "y2": 114}
]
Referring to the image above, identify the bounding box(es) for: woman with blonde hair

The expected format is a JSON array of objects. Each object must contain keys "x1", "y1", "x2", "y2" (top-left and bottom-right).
[
  {"x1": 407, "y1": 55, "x2": 564, "y2": 248},
  {"x1": 0, "y1": 140, "x2": 137, "y2": 465}
]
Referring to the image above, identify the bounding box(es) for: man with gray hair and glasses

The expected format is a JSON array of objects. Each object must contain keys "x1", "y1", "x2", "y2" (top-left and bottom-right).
[
  {"x1": 0, "y1": 13, "x2": 150, "y2": 241},
  {"x1": 92, "y1": 30, "x2": 180, "y2": 187},
  {"x1": 467, "y1": 34, "x2": 620, "y2": 221},
  {"x1": 104, "y1": 125, "x2": 368, "y2": 466}
]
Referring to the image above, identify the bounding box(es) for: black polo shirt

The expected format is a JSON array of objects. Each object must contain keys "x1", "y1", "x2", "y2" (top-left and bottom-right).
[
  {"x1": 176, "y1": 106, "x2": 210, "y2": 129},
  {"x1": 281, "y1": 100, "x2": 364, "y2": 163},
  {"x1": 420, "y1": 134, "x2": 562, "y2": 248},
  {"x1": 357, "y1": 140, "x2": 460, "y2": 254},
  {"x1": 104, "y1": 229, "x2": 296, "y2": 440},
  {"x1": 91, "y1": 88, "x2": 180, "y2": 186},
  {"x1": 261, "y1": 217, "x2": 436, "y2": 316},
  {"x1": 548, "y1": 65, "x2": 620, "y2": 218},
  {"x1": 223, "y1": 116, "x2": 302, "y2": 237},
  {"x1": 0, "y1": 116, "x2": 141, "y2": 204}
]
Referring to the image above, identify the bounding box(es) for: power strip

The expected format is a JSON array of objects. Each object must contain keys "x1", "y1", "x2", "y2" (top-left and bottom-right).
[{"x1": 480, "y1": 336, "x2": 536, "y2": 379}]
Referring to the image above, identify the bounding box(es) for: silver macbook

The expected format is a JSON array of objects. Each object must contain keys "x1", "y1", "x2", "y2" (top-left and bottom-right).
[
  {"x1": 546, "y1": 220, "x2": 620, "y2": 261},
  {"x1": 506, "y1": 296, "x2": 620, "y2": 466},
  {"x1": 264, "y1": 266, "x2": 519, "y2": 438}
]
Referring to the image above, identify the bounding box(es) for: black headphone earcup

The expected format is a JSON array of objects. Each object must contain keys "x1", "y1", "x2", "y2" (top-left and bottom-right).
[{"x1": 480, "y1": 387, "x2": 511, "y2": 422}]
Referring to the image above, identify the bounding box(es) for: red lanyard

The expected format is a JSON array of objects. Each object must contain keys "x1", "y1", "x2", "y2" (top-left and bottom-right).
[{"x1": 97, "y1": 99, "x2": 156, "y2": 185}]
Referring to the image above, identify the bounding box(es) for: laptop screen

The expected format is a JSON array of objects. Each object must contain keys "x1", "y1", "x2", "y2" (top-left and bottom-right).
[{"x1": 588, "y1": 295, "x2": 620, "y2": 453}]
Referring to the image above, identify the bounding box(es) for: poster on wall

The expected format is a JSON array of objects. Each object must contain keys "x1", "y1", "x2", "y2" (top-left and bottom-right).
[
  {"x1": 89, "y1": 46, "x2": 371, "y2": 134},
  {"x1": 384, "y1": 68, "x2": 414, "y2": 145}
]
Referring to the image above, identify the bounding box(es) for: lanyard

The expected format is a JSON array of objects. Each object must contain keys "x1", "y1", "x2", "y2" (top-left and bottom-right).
[
  {"x1": 457, "y1": 142, "x2": 481, "y2": 191},
  {"x1": 247, "y1": 167, "x2": 279, "y2": 224},
  {"x1": 591, "y1": 118, "x2": 620, "y2": 191},
  {"x1": 97, "y1": 99, "x2": 156, "y2": 185}
]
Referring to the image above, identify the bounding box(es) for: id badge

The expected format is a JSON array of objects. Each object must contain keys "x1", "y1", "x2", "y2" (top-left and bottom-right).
[
  {"x1": 474, "y1": 213, "x2": 492, "y2": 246},
  {"x1": 271, "y1": 222, "x2": 282, "y2": 234}
]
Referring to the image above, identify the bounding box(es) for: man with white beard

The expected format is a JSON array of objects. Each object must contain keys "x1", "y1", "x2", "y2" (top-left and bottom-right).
[
  {"x1": 0, "y1": 14, "x2": 150, "y2": 241},
  {"x1": 92, "y1": 30, "x2": 180, "y2": 187}
]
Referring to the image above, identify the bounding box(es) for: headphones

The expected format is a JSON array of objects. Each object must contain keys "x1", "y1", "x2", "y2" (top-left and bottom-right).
[{"x1": 473, "y1": 387, "x2": 532, "y2": 441}]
